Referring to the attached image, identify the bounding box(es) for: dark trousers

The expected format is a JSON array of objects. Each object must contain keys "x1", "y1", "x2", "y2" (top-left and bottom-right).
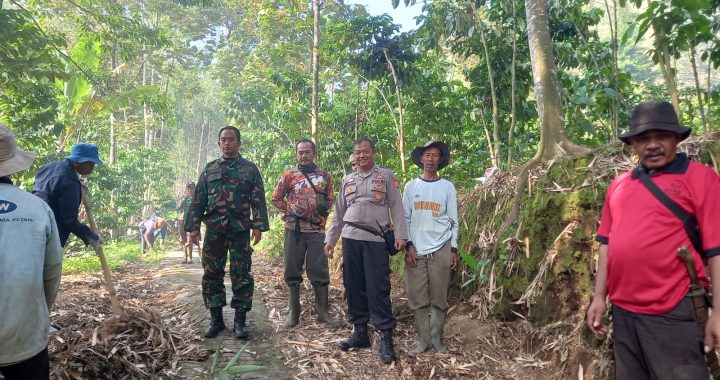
[
  {"x1": 0, "y1": 347, "x2": 49, "y2": 380},
  {"x1": 342, "y1": 238, "x2": 396, "y2": 331},
  {"x1": 283, "y1": 230, "x2": 329, "y2": 287},
  {"x1": 201, "y1": 229, "x2": 253, "y2": 311},
  {"x1": 612, "y1": 297, "x2": 709, "y2": 380}
]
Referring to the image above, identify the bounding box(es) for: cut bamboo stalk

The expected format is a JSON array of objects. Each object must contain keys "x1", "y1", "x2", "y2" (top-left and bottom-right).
[{"x1": 80, "y1": 186, "x2": 122, "y2": 313}]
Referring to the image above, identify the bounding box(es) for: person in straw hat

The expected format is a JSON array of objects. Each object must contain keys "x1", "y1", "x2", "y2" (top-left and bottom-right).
[
  {"x1": 402, "y1": 141, "x2": 458, "y2": 356},
  {"x1": 586, "y1": 101, "x2": 720, "y2": 378},
  {"x1": 0, "y1": 123, "x2": 63, "y2": 380},
  {"x1": 32, "y1": 142, "x2": 102, "y2": 249}
]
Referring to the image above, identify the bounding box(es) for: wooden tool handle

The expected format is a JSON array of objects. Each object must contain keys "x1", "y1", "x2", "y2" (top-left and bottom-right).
[{"x1": 80, "y1": 187, "x2": 122, "y2": 313}]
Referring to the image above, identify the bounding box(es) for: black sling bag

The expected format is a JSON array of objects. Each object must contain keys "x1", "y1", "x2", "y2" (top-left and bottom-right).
[
  {"x1": 637, "y1": 168, "x2": 705, "y2": 255},
  {"x1": 300, "y1": 170, "x2": 330, "y2": 217},
  {"x1": 345, "y1": 221, "x2": 399, "y2": 256}
]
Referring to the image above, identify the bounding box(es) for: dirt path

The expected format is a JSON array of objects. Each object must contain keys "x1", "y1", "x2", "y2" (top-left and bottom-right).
[
  {"x1": 147, "y1": 249, "x2": 290, "y2": 379},
  {"x1": 48, "y1": 245, "x2": 605, "y2": 379}
]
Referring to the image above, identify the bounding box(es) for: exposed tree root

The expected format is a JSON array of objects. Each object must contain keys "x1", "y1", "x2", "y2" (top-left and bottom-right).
[{"x1": 493, "y1": 141, "x2": 591, "y2": 255}]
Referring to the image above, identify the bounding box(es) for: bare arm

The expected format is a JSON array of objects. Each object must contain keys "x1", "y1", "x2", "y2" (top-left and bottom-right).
[
  {"x1": 704, "y1": 256, "x2": 720, "y2": 351},
  {"x1": 586, "y1": 244, "x2": 609, "y2": 335}
]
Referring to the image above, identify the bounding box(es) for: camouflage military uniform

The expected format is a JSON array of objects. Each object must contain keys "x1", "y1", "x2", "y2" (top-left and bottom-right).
[{"x1": 185, "y1": 156, "x2": 270, "y2": 311}]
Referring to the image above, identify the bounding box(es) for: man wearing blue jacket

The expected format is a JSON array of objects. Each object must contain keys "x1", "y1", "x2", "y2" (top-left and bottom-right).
[
  {"x1": 0, "y1": 124, "x2": 63, "y2": 380},
  {"x1": 32, "y1": 143, "x2": 102, "y2": 249},
  {"x1": 403, "y1": 141, "x2": 459, "y2": 356}
]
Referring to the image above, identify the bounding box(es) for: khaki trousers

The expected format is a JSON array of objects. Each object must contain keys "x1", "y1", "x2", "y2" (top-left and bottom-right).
[{"x1": 405, "y1": 240, "x2": 452, "y2": 311}]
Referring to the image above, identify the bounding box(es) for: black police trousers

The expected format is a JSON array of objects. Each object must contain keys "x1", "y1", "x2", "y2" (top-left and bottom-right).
[{"x1": 342, "y1": 237, "x2": 396, "y2": 331}]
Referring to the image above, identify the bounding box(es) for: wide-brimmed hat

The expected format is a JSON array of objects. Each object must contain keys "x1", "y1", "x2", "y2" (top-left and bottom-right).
[
  {"x1": 411, "y1": 141, "x2": 450, "y2": 170},
  {"x1": 0, "y1": 123, "x2": 36, "y2": 177},
  {"x1": 67, "y1": 143, "x2": 103, "y2": 164},
  {"x1": 619, "y1": 101, "x2": 691, "y2": 144}
]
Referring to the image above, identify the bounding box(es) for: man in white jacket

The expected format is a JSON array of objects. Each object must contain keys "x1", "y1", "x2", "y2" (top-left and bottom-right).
[
  {"x1": 0, "y1": 123, "x2": 63, "y2": 380},
  {"x1": 402, "y1": 141, "x2": 459, "y2": 356}
]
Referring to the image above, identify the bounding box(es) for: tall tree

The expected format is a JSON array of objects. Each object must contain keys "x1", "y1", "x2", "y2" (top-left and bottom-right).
[
  {"x1": 496, "y1": 0, "x2": 590, "y2": 245},
  {"x1": 311, "y1": 0, "x2": 320, "y2": 143}
]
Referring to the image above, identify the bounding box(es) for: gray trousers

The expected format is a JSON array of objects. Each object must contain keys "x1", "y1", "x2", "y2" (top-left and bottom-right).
[
  {"x1": 283, "y1": 229, "x2": 329, "y2": 287},
  {"x1": 404, "y1": 240, "x2": 452, "y2": 311},
  {"x1": 612, "y1": 296, "x2": 709, "y2": 380}
]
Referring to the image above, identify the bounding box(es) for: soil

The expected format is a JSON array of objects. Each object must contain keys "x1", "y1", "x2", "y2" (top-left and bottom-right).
[{"x1": 46, "y1": 245, "x2": 608, "y2": 379}]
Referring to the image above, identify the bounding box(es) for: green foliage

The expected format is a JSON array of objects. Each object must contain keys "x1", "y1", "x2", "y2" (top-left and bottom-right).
[
  {"x1": 209, "y1": 341, "x2": 264, "y2": 379},
  {"x1": 62, "y1": 240, "x2": 164, "y2": 275},
  {"x1": 255, "y1": 216, "x2": 286, "y2": 258}
]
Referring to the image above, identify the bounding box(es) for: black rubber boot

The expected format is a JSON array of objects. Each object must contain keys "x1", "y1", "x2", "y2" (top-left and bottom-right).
[
  {"x1": 379, "y1": 329, "x2": 397, "y2": 364},
  {"x1": 204, "y1": 307, "x2": 225, "y2": 338},
  {"x1": 284, "y1": 285, "x2": 300, "y2": 328},
  {"x1": 338, "y1": 323, "x2": 371, "y2": 351},
  {"x1": 233, "y1": 308, "x2": 250, "y2": 339},
  {"x1": 314, "y1": 286, "x2": 339, "y2": 327}
]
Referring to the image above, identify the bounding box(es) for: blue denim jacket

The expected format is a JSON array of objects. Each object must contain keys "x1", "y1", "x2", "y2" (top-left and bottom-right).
[{"x1": 32, "y1": 159, "x2": 98, "y2": 247}]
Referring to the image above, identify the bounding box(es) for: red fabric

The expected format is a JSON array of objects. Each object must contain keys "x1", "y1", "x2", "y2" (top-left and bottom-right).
[{"x1": 597, "y1": 161, "x2": 720, "y2": 315}]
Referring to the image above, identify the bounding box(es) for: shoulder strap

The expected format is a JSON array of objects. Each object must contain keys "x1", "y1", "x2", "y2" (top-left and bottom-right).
[
  {"x1": 637, "y1": 169, "x2": 705, "y2": 255},
  {"x1": 300, "y1": 170, "x2": 325, "y2": 195}
]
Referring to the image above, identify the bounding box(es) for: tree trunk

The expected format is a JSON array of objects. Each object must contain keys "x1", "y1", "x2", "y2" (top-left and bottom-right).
[
  {"x1": 382, "y1": 48, "x2": 406, "y2": 174},
  {"x1": 647, "y1": 0, "x2": 680, "y2": 119},
  {"x1": 507, "y1": 0, "x2": 518, "y2": 167},
  {"x1": 690, "y1": 45, "x2": 708, "y2": 132},
  {"x1": 472, "y1": 6, "x2": 501, "y2": 168},
  {"x1": 310, "y1": 0, "x2": 320, "y2": 144},
  {"x1": 525, "y1": 0, "x2": 589, "y2": 160},
  {"x1": 196, "y1": 117, "x2": 207, "y2": 176},
  {"x1": 604, "y1": 0, "x2": 620, "y2": 138},
  {"x1": 109, "y1": 46, "x2": 119, "y2": 239},
  {"x1": 355, "y1": 76, "x2": 361, "y2": 139}
]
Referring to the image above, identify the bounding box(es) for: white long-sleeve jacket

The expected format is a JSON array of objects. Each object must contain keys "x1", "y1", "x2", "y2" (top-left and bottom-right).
[{"x1": 0, "y1": 180, "x2": 62, "y2": 365}]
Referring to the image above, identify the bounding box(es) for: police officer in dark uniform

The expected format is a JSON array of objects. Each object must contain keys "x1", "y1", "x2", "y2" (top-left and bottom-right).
[
  {"x1": 186, "y1": 126, "x2": 270, "y2": 339},
  {"x1": 325, "y1": 137, "x2": 408, "y2": 364}
]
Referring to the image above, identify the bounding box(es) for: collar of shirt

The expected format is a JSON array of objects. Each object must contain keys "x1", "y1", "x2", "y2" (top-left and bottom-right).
[
  {"x1": 62, "y1": 159, "x2": 81, "y2": 181},
  {"x1": 631, "y1": 153, "x2": 690, "y2": 179},
  {"x1": 219, "y1": 156, "x2": 242, "y2": 167},
  {"x1": 355, "y1": 164, "x2": 379, "y2": 179}
]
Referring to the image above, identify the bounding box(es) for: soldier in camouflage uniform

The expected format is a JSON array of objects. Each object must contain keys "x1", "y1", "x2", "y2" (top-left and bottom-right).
[{"x1": 185, "y1": 126, "x2": 270, "y2": 339}]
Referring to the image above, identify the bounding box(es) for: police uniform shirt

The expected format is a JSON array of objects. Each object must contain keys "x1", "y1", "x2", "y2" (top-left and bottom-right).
[{"x1": 325, "y1": 165, "x2": 408, "y2": 244}]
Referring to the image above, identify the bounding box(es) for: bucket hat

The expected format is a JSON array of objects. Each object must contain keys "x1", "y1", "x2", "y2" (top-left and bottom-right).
[
  {"x1": 67, "y1": 143, "x2": 103, "y2": 164},
  {"x1": 0, "y1": 123, "x2": 36, "y2": 177},
  {"x1": 619, "y1": 101, "x2": 691, "y2": 144},
  {"x1": 411, "y1": 141, "x2": 450, "y2": 170}
]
